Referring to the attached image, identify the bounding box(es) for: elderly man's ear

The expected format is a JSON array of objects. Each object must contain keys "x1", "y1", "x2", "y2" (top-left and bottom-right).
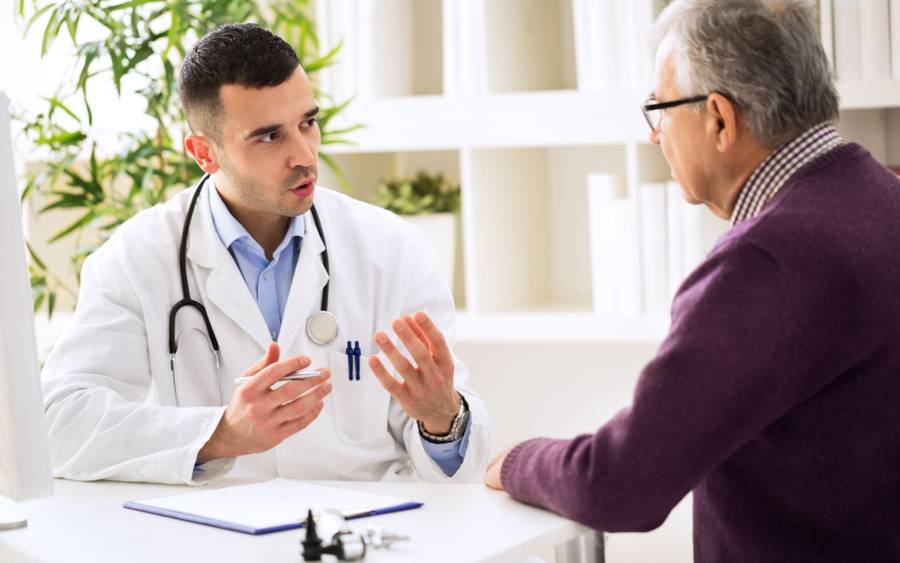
[{"x1": 706, "y1": 93, "x2": 740, "y2": 152}]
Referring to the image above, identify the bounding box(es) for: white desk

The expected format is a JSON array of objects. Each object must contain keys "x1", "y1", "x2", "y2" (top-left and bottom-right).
[{"x1": 1, "y1": 479, "x2": 602, "y2": 563}]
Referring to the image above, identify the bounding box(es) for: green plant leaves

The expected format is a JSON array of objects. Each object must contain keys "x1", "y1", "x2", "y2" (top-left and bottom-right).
[
  {"x1": 16, "y1": 0, "x2": 359, "y2": 317},
  {"x1": 43, "y1": 96, "x2": 81, "y2": 123},
  {"x1": 375, "y1": 171, "x2": 461, "y2": 216},
  {"x1": 105, "y1": 0, "x2": 161, "y2": 12}
]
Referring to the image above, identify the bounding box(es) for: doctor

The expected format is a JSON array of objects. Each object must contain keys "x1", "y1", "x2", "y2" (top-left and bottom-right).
[{"x1": 41, "y1": 23, "x2": 491, "y2": 485}]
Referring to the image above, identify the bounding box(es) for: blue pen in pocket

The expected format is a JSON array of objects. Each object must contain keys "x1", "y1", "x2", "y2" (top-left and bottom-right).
[
  {"x1": 345, "y1": 341, "x2": 354, "y2": 381},
  {"x1": 353, "y1": 341, "x2": 361, "y2": 381}
]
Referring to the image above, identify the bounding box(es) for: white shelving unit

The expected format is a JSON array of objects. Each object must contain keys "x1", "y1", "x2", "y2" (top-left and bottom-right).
[{"x1": 314, "y1": 0, "x2": 900, "y2": 345}]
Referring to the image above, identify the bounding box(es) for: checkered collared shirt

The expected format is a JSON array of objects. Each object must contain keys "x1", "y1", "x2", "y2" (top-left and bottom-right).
[{"x1": 731, "y1": 122, "x2": 843, "y2": 225}]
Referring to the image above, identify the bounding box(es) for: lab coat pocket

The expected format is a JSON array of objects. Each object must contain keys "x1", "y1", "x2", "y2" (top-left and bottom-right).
[{"x1": 328, "y1": 350, "x2": 391, "y2": 446}]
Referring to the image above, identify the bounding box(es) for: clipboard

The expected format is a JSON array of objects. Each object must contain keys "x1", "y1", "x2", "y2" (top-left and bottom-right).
[{"x1": 123, "y1": 478, "x2": 423, "y2": 535}]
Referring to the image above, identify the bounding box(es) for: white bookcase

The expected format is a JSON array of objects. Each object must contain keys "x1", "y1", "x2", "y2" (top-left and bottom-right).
[{"x1": 313, "y1": 0, "x2": 900, "y2": 345}]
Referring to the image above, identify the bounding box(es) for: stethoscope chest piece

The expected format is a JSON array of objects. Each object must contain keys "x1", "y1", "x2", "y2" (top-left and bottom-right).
[{"x1": 306, "y1": 310, "x2": 339, "y2": 345}]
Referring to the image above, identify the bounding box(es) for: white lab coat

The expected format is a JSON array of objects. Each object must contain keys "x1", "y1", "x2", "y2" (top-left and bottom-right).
[{"x1": 41, "y1": 183, "x2": 491, "y2": 485}]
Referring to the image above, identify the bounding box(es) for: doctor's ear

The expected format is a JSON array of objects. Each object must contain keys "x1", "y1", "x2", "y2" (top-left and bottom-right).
[{"x1": 185, "y1": 134, "x2": 221, "y2": 174}]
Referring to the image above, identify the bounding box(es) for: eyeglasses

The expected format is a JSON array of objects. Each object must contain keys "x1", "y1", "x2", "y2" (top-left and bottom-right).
[{"x1": 641, "y1": 95, "x2": 708, "y2": 132}]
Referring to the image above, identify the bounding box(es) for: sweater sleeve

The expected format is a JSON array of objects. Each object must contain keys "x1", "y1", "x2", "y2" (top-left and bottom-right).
[{"x1": 500, "y1": 239, "x2": 827, "y2": 532}]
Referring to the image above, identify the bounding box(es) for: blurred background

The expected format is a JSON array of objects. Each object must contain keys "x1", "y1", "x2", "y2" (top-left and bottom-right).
[{"x1": 4, "y1": 1, "x2": 900, "y2": 561}]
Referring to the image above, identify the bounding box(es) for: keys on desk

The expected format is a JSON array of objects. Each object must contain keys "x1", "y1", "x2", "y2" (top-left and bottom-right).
[{"x1": 364, "y1": 526, "x2": 410, "y2": 549}]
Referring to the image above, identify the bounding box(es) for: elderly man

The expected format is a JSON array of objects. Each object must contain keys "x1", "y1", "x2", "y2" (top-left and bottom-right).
[{"x1": 485, "y1": 1, "x2": 900, "y2": 561}]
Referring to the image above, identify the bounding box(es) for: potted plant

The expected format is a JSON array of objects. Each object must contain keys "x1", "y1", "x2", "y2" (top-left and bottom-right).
[{"x1": 375, "y1": 171, "x2": 461, "y2": 287}]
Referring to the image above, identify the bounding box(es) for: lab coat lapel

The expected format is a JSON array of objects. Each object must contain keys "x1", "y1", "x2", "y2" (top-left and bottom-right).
[
  {"x1": 278, "y1": 208, "x2": 328, "y2": 352},
  {"x1": 185, "y1": 182, "x2": 271, "y2": 351}
]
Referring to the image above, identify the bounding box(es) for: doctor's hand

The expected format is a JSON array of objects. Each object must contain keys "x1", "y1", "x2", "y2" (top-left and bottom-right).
[
  {"x1": 369, "y1": 312, "x2": 461, "y2": 435},
  {"x1": 196, "y1": 343, "x2": 332, "y2": 464}
]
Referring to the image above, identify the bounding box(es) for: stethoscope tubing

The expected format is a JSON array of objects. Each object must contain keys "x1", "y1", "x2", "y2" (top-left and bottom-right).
[{"x1": 167, "y1": 174, "x2": 331, "y2": 404}]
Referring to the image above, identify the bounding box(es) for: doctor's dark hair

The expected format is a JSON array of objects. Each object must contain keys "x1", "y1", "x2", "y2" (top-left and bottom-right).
[{"x1": 179, "y1": 23, "x2": 300, "y2": 141}]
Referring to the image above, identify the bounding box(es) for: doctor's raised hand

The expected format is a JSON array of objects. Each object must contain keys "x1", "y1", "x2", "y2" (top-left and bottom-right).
[
  {"x1": 197, "y1": 343, "x2": 332, "y2": 464},
  {"x1": 369, "y1": 312, "x2": 462, "y2": 436}
]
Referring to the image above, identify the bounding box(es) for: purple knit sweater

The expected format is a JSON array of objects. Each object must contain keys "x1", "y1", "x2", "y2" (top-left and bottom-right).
[{"x1": 501, "y1": 144, "x2": 900, "y2": 562}]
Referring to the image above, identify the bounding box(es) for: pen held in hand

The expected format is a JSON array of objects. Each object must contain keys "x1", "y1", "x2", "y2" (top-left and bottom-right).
[{"x1": 233, "y1": 368, "x2": 322, "y2": 386}]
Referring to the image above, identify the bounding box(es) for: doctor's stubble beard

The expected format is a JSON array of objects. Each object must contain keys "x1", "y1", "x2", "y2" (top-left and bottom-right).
[{"x1": 222, "y1": 162, "x2": 318, "y2": 218}]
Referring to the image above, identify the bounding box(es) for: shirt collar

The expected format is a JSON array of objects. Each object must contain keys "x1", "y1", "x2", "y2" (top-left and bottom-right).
[
  {"x1": 730, "y1": 122, "x2": 843, "y2": 225},
  {"x1": 206, "y1": 175, "x2": 306, "y2": 256}
]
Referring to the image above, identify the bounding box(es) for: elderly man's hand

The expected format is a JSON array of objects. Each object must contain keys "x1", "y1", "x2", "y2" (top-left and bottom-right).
[
  {"x1": 368, "y1": 311, "x2": 461, "y2": 435},
  {"x1": 484, "y1": 448, "x2": 512, "y2": 490}
]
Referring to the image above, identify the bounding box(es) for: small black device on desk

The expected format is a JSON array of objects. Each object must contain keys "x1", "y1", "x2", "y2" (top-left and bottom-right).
[{"x1": 302, "y1": 509, "x2": 366, "y2": 561}]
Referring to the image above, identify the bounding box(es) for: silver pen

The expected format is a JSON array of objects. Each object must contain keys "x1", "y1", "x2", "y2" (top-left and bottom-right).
[{"x1": 233, "y1": 368, "x2": 322, "y2": 385}]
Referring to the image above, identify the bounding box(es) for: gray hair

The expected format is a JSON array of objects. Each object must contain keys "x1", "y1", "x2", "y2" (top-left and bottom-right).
[{"x1": 652, "y1": 0, "x2": 839, "y2": 147}]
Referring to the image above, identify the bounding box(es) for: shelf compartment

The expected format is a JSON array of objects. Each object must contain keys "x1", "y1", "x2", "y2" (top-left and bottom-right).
[
  {"x1": 482, "y1": 0, "x2": 578, "y2": 93},
  {"x1": 316, "y1": 0, "x2": 444, "y2": 100},
  {"x1": 463, "y1": 145, "x2": 628, "y2": 313},
  {"x1": 316, "y1": 149, "x2": 466, "y2": 307},
  {"x1": 361, "y1": 0, "x2": 444, "y2": 98}
]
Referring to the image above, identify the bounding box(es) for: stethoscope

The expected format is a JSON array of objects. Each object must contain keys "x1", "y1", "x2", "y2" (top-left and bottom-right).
[{"x1": 168, "y1": 174, "x2": 339, "y2": 405}]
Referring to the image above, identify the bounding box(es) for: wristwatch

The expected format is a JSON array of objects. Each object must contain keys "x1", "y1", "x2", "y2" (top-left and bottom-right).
[{"x1": 417, "y1": 394, "x2": 470, "y2": 443}]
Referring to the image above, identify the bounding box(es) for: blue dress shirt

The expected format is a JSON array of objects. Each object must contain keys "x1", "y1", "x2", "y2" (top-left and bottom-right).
[{"x1": 206, "y1": 183, "x2": 469, "y2": 475}]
